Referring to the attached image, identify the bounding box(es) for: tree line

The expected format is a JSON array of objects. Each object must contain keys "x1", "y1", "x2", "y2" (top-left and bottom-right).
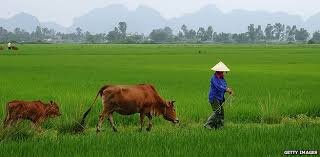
[{"x1": 1, "y1": 22, "x2": 320, "y2": 44}]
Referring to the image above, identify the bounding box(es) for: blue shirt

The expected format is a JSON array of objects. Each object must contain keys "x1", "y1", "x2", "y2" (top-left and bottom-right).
[{"x1": 208, "y1": 75, "x2": 227, "y2": 103}]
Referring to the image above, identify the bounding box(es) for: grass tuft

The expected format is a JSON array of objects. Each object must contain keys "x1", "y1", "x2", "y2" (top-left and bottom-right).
[{"x1": 0, "y1": 125, "x2": 36, "y2": 142}]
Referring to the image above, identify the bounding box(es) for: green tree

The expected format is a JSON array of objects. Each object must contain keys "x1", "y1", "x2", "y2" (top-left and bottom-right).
[
  {"x1": 273, "y1": 23, "x2": 285, "y2": 41},
  {"x1": 76, "y1": 27, "x2": 82, "y2": 36},
  {"x1": 196, "y1": 27, "x2": 206, "y2": 41},
  {"x1": 265, "y1": 24, "x2": 274, "y2": 41},
  {"x1": 177, "y1": 31, "x2": 184, "y2": 41},
  {"x1": 85, "y1": 31, "x2": 94, "y2": 43},
  {"x1": 311, "y1": 31, "x2": 320, "y2": 42},
  {"x1": 216, "y1": 32, "x2": 232, "y2": 43},
  {"x1": 48, "y1": 29, "x2": 56, "y2": 38},
  {"x1": 126, "y1": 33, "x2": 144, "y2": 43},
  {"x1": 35, "y1": 26, "x2": 43, "y2": 41},
  {"x1": 247, "y1": 24, "x2": 256, "y2": 42},
  {"x1": 118, "y1": 22, "x2": 127, "y2": 40},
  {"x1": 188, "y1": 29, "x2": 196, "y2": 40},
  {"x1": 42, "y1": 27, "x2": 50, "y2": 38},
  {"x1": 107, "y1": 27, "x2": 121, "y2": 42},
  {"x1": 12, "y1": 27, "x2": 31, "y2": 42},
  {"x1": 75, "y1": 27, "x2": 83, "y2": 42},
  {"x1": 0, "y1": 27, "x2": 8, "y2": 42},
  {"x1": 255, "y1": 25, "x2": 264, "y2": 41},
  {"x1": 181, "y1": 24, "x2": 188, "y2": 39},
  {"x1": 295, "y1": 28, "x2": 309, "y2": 42},
  {"x1": 205, "y1": 26, "x2": 213, "y2": 41},
  {"x1": 149, "y1": 27, "x2": 173, "y2": 42},
  {"x1": 287, "y1": 25, "x2": 297, "y2": 42},
  {"x1": 164, "y1": 27, "x2": 173, "y2": 36},
  {"x1": 232, "y1": 33, "x2": 249, "y2": 43}
]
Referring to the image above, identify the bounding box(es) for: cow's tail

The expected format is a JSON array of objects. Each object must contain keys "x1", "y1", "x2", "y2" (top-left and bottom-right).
[{"x1": 79, "y1": 85, "x2": 109, "y2": 126}]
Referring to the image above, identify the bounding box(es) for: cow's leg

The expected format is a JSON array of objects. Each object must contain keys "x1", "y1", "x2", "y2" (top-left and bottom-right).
[
  {"x1": 108, "y1": 113, "x2": 117, "y2": 132},
  {"x1": 97, "y1": 95, "x2": 118, "y2": 133},
  {"x1": 96, "y1": 108, "x2": 108, "y2": 133},
  {"x1": 8, "y1": 118, "x2": 19, "y2": 127},
  {"x1": 4, "y1": 111, "x2": 16, "y2": 128},
  {"x1": 146, "y1": 113, "x2": 153, "y2": 131},
  {"x1": 32, "y1": 118, "x2": 44, "y2": 132},
  {"x1": 3, "y1": 109, "x2": 9, "y2": 128},
  {"x1": 3, "y1": 114, "x2": 10, "y2": 128},
  {"x1": 3, "y1": 118, "x2": 11, "y2": 128},
  {"x1": 3, "y1": 120, "x2": 8, "y2": 128},
  {"x1": 139, "y1": 113, "x2": 145, "y2": 132},
  {"x1": 7, "y1": 112, "x2": 19, "y2": 127}
]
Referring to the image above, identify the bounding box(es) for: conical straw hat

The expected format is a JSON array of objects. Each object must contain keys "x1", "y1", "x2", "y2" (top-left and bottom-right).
[{"x1": 211, "y1": 61, "x2": 230, "y2": 71}]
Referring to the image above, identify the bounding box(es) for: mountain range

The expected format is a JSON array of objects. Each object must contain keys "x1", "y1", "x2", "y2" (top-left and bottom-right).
[{"x1": 1, "y1": 4, "x2": 320, "y2": 34}]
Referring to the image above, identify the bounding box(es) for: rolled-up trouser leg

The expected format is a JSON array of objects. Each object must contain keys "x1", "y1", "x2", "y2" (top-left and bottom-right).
[
  {"x1": 216, "y1": 104, "x2": 224, "y2": 128},
  {"x1": 205, "y1": 110, "x2": 216, "y2": 128},
  {"x1": 205, "y1": 100, "x2": 224, "y2": 128}
]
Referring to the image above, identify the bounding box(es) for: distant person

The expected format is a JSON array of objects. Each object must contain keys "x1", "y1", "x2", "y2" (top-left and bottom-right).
[
  {"x1": 204, "y1": 61, "x2": 233, "y2": 129},
  {"x1": 8, "y1": 42, "x2": 12, "y2": 50}
]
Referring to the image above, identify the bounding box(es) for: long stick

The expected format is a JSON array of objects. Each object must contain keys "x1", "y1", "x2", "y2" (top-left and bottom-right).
[{"x1": 216, "y1": 94, "x2": 233, "y2": 113}]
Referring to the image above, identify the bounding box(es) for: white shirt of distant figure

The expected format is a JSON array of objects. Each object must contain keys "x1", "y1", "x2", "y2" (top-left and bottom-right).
[{"x1": 8, "y1": 42, "x2": 11, "y2": 48}]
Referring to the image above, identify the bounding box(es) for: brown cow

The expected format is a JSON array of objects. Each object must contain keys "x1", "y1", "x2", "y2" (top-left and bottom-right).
[
  {"x1": 3, "y1": 100, "x2": 61, "y2": 131},
  {"x1": 81, "y1": 84, "x2": 179, "y2": 133}
]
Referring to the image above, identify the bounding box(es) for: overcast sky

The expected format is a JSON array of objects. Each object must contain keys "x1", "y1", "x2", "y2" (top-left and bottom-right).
[{"x1": 2, "y1": 0, "x2": 320, "y2": 26}]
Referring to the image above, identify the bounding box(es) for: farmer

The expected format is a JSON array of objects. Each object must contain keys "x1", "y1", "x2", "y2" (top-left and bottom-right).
[
  {"x1": 7, "y1": 42, "x2": 11, "y2": 50},
  {"x1": 204, "y1": 61, "x2": 233, "y2": 129}
]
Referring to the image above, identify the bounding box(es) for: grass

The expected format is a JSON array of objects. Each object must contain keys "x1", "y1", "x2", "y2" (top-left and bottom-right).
[
  {"x1": 0, "y1": 44, "x2": 319, "y2": 156},
  {"x1": 1, "y1": 124, "x2": 320, "y2": 156}
]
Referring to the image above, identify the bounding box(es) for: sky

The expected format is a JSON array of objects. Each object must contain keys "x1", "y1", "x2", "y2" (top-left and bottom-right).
[{"x1": 1, "y1": 0, "x2": 320, "y2": 27}]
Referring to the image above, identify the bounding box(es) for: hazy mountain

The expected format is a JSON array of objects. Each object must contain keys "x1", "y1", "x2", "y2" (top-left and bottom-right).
[
  {"x1": 0, "y1": 12, "x2": 40, "y2": 32},
  {"x1": 41, "y1": 22, "x2": 69, "y2": 33},
  {"x1": 71, "y1": 4, "x2": 312, "y2": 33},
  {"x1": 71, "y1": 4, "x2": 166, "y2": 34},
  {"x1": 71, "y1": 4, "x2": 129, "y2": 33},
  {"x1": 223, "y1": 10, "x2": 303, "y2": 32},
  {"x1": 305, "y1": 13, "x2": 320, "y2": 31},
  {"x1": 0, "y1": 4, "x2": 320, "y2": 34},
  {"x1": 167, "y1": 5, "x2": 304, "y2": 33},
  {"x1": 125, "y1": 6, "x2": 166, "y2": 34},
  {"x1": 167, "y1": 5, "x2": 225, "y2": 32},
  {"x1": 0, "y1": 12, "x2": 68, "y2": 33}
]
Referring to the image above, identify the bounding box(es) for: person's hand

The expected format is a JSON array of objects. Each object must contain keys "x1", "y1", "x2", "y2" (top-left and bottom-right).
[{"x1": 226, "y1": 88, "x2": 233, "y2": 95}]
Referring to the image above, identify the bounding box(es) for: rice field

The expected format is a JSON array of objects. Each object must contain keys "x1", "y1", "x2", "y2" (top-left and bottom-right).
[{"x1": 0, "y1": 44, "x2": 319, "y2": 156}]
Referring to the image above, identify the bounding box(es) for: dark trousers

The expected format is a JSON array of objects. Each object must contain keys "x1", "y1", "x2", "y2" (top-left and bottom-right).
[{"x1": 205, "y1": 99, "x2": 224, "y2": 128}]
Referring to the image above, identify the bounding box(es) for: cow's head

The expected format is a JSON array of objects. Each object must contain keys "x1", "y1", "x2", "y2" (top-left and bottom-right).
[
  {"x1": 163, "y1": 100, "x2": 179, "y2": 124},
  {"x1": 46, "y1": 101, "x2": 62, "y2": 117}
]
